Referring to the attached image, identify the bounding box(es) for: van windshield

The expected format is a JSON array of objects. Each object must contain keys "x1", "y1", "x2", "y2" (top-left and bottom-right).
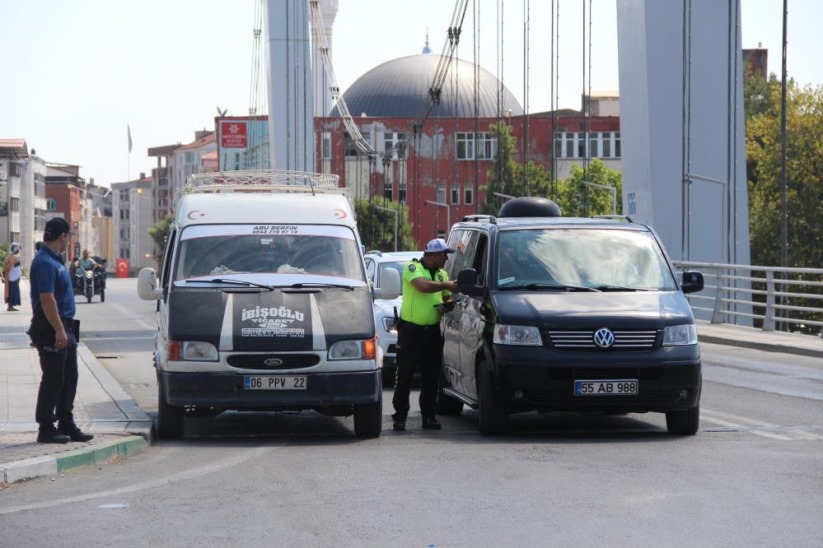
[
  {"x1": 175, "y1": 224, "x2": 365, "y2": 282},
  {"x1": 496, "y1": 228, "x2": 677, "y2": 291}
]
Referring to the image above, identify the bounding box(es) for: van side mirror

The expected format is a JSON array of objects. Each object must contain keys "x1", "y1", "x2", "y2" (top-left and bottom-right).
[
  {"x1": 137, "y1": 268, "x2": 164, "y2": 300},
  {"x1": 456, "y1": 268, "x2": 483, "y2": 297},
  {"x1": 374, "y1": 268, "x2": 401, "y2": 300},
  {"x1": 681, "y1": 270, "x2": 704, "y2": 294}
]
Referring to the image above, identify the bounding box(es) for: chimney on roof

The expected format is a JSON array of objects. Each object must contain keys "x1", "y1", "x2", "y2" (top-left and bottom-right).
[
  {"x1": 140, "y1": 172, "x2": 145, "y2": 180},
  {"x1": 194, "y1": 130, "x2": 211, "y2": 141}
]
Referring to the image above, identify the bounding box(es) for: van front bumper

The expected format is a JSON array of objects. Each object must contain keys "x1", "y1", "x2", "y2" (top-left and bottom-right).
[
  {"x1": 493, "y1": 345, "x2": 702, "y2": 413},
  {"x1": 158, "y1": 370, "x2": 381, "y2": 409}
]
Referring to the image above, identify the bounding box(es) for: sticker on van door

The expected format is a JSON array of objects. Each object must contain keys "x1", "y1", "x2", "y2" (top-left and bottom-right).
[{"x1": 233, "y1": 292, "x2": 313, "y2": 351}]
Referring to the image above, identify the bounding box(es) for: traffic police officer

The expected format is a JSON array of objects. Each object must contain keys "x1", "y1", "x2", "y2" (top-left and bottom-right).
[
  {"x1": 391, "y1": 238, "x2": 457, "y2": 431},
  {"x1": 29, "y1": 217, "x2": 94, "y2": 444}
]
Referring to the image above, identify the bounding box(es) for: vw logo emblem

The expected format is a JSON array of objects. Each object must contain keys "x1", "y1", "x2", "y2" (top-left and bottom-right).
[
  {"x1": 264, "y1": 358, "x2": 284, "y2": 367},
  {"x1": 593, "y1": 328, "x2": 615, "y2": 349}
]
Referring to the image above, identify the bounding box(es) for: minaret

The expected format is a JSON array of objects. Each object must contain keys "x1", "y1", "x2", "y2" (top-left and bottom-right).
[
  {"x1": 310, "y1": 0, "x2": 339, "y2": 117},
  {"x1": 422, "y1": 29, "x2": 432, "y2": 54}
]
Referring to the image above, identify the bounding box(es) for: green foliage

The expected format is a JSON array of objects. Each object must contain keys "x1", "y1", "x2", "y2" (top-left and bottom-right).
[
  {"x1": 746, "y1": 78, "x2": 823, "y2": 269},
  {"x1": 355, "y1": 198, "x2": 415, "y2": 252},
  {"x1": 482, "y1": 122, "x2": 551, "y2": 214},
  {"x1": 555, "y1": 160, "x2": 623, "y2": 218},
  {"x1": 0, "y1": 243, "x2": 9, "y2": 273},
  {"x1": 148, "y1": 212, "x2": 173, "y2": 259}
]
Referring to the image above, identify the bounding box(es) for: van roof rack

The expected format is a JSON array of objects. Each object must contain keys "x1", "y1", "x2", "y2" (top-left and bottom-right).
[
  {"x1": 593, "y1": 214, "x2": 634, "y2": 223},
  {"x1": 176, "y1": 169, "x2": 348, "y2": 204},
  {"x1": 462, "y1": 214, "x2": 497, "y2": 224}
]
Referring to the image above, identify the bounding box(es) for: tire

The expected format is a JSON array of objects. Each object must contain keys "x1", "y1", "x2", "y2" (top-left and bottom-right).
[
  {"x1": 100, "y1": 288, "x2": 105, "y2": 303},
  {"x1": 157, "y1": 379, "x2": 185, "y2": 440},
  {"x1": 477, "y1": 361, "x2": 507, "y2": 436},
  {"x1": 666, "y1": 405, "x2": 700, "y2": 436},
  {"x1": 85, "y1": 284, "x2": 93, "y2": 303},
  {"x1": 353, "y1": 391, "x2": 383, "y2": 438},
  {"x1": 436, "y1": 370, "x2": 463, "y2": 416}
]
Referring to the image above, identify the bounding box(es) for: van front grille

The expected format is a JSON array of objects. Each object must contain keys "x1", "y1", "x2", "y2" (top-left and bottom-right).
[
  {"x1": 226, "y1": 354, "x2": 320, "y2": 370},
  {"x1": 546, "y1": 330, "x2": 658, "y2": 351}
]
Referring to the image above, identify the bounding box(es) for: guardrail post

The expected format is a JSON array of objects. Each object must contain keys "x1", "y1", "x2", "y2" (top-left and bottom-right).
[
  {"x1": 711, "y1": 266, "x2": 725, "y2": 324},
  {"x1": 763, "y1": 270, "x2": 776, "y2": 331}
]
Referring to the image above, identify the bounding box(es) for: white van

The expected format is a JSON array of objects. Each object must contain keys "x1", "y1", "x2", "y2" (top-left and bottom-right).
[{"x1": 137, "y1": 170, "x2": 399, "y2": 439}]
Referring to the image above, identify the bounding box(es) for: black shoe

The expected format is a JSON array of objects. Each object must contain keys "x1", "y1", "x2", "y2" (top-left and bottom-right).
[
  {"x1": 37, "y1": 429, "x2": 71, "y2": 444},
  {"x1": 392, "y1": 419, "x2": 406, "y2": 431},
  {"x1": 422, "y1": 417, "x2": 442, "y2": 430},
  {"x1": 58, "y1": 424, "x2": 94, "y2": 442}
]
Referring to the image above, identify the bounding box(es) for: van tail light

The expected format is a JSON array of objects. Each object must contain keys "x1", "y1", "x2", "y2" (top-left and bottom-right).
[
  {"x1": 364, "y1": 338, "x2": 377, "y2": 360},
  {"x1": 167, "y1": 341, "x2": 181, "y2": 361}
]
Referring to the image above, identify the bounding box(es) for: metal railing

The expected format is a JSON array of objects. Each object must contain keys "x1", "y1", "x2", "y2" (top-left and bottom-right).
[{"x1": 673, "y1": 261, "x2": 823, "y2": 334}]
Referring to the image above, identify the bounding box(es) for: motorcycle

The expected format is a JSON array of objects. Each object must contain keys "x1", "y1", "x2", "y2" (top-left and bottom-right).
[{"x1": 73, "y1": 263, "x2": 106, "y2": 303}]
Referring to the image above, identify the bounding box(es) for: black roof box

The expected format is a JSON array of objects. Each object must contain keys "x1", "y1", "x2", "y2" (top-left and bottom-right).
[{"x1": 498, "y1": 197, "x2": 562, "y2": 218}]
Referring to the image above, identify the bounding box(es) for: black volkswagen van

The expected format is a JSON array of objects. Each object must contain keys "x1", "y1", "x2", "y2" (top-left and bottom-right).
[{"x1": 438, "y1": 199, "x2": 705, "y2": 435}]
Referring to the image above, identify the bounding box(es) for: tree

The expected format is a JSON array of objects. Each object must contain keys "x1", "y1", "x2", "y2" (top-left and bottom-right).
[
  {"x1": 148, "y1": 212, "x2": 173, "y2": 260},
  {"x1": 482, "y1": 122, "x2": 551, "y2": 214},
  {"x1": 355, "y1": 198, "x2": 415, "y2": 252},
  {"x1": 746, "y1": 78, "x2": 823, "y2": 269},
  {"x1": 555, "y1": 160, "x2": 623, "y2": 218}
]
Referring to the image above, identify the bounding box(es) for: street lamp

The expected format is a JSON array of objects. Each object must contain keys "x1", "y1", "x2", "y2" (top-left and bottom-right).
[
  {"x1": 374, "y1": 204, "x2": 398, "y2": 251},
  {"x1": 581, "y1": 180, "x2": 617, "y2": 215}
]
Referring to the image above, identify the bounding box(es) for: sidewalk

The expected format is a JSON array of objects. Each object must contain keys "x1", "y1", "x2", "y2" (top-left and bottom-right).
[{"x1": 0, "y1": 285, "x2": 152, "y2": 485}]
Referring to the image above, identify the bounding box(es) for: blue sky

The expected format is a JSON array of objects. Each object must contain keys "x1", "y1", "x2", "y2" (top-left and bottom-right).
[{"x1": 1, "y1": 0, "x2": 819, "y2": 187}]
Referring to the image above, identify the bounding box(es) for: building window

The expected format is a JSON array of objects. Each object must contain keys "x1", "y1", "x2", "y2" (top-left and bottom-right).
[
  {"x1": 344, "y1": 133, "x2": 359, "y2": 157},
  {"x1": 602, "y1": 133, "x2": 612, "y2": 158},
  {"x1": 464, "y1": 186, "x2": 473, "y2": 205},
  {"x1": 398, "y1": 179, "x2": 407, "y2": 204},
  {"x1": 456, "y1": 133, "x2": 497, "y2": 160},
  {"x1": 436, "y1": 183, "x2": 446, "y2": 205},
  {"x1": 451, "y1": 184, "x2": 460, "y2": 205},
  {"x1": 47, "y1": 198, "x2": 57, "y2": 211},
  {"x1": 614, "y1": 132, "x2": 621, "y2": 158},
  {"x1": 589, "y1": 132, "x2": 599, "y2": 158},
  {"x1": 383, "y1": 171, "x2": 393, "y2": 201},
  {"x1": 384, "y1": 132, "x2": 407, "y2": 160},
  {"x1": 321, "y1": 132, "x2": 332, "y2": 159}
]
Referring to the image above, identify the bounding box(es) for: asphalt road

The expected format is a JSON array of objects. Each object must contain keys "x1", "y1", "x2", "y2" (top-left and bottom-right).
[{"x1": 1, "y1": 278, "x2": 821, "y2": 547}]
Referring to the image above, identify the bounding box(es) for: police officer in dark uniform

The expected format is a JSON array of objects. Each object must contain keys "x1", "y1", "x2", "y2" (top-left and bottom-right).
[
  {"x1": 29, "y1": 218, "x2": 94, "y2": 444},
  {"x1": 391, "y1": 238, "x2": 457, "y2": 431}
]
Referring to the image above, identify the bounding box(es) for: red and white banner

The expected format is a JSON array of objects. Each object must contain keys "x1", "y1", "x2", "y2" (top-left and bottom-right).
[{"x1": 220, "y1": 121, "x2": 248, "y2": 148}]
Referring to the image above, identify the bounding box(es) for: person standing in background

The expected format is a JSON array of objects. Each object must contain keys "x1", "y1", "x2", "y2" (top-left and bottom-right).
[{"x1": 4, "y1": 242, "x2": 23, "y2": 311}]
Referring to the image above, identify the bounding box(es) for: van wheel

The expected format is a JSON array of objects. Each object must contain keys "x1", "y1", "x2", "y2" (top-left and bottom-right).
[
  {"x1": 666, "y1": 406, "x2": 700, "y2": 435},
  {"x1": 477, "y1": 361, "x2": 507, "y2": 436},
  {"x1": 436, "y1": 370, "x2": 463, "y2": 416},
  {"x1": 157, "y1": 381, "x2": 185, "y2": 440},
  {"x1": 354, "y1": 391, "x2": 382, "y2": 438}
]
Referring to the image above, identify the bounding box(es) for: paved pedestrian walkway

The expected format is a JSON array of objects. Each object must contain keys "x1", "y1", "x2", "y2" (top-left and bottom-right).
[
  {"x1": 1, "y1": 279, "x2": 820, "y2": 485},
  {"x1": 1, "y1": 281, "x2": 152, "y2": 485}
]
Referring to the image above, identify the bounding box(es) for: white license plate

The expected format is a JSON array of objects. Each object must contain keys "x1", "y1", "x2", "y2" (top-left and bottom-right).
[
  {"x1": 244, "y1": 375, "x2": 307, "y2": 390},
  {"x1": 574, "y1": 379, "x2": 638, "y2": 396}
]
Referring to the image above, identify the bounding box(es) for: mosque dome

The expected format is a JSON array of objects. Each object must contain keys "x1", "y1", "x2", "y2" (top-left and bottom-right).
[{"x1": 338, "y1": 54, "x2": 523, "y2": 119}]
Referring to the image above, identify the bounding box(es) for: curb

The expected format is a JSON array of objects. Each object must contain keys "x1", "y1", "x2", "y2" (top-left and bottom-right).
[
  {"x1": 1, "y1": 435, "x2": 149, "y2": 485},
  {"x1": 698, "y1": 334, "x2": 823, "y2": 359}
]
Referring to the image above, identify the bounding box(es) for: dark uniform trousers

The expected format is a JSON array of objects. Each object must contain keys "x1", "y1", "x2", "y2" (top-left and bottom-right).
[
  {"x1": 34, "y1": 318, "x2": 79, "y2": 429},
  {"x1": 392, "y1": 320, "x2": 443, "y2": 421}
]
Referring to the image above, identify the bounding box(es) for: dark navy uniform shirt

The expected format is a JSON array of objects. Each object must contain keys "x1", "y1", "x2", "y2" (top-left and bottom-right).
[{"x1": 30, "y1": 246, "x2": 76, "y2": 319}]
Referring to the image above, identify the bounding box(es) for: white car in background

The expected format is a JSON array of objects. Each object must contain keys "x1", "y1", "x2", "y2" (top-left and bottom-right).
[{"x1": 364, "y1": 251, "x2": 421, "y2": 386}]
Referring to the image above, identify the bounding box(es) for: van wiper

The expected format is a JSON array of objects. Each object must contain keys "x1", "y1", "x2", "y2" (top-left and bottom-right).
[
  {"x1": 289, "y1": 282, "x2": 355, "y2": 291},
  {"x1": 593, "y1": 285, "x2": 651, "y2": 292},
  {"x1": 187, "y1": 278, "x2": 275, "y2": 291},
  {"x1": 499, "y1": 282, "x2": 601, "y2": 292}
]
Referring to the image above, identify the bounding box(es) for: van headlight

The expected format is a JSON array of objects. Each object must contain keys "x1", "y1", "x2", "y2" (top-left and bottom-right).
[
  {"x1": 329, "y1": 338, "x2": 377, "y2": 360},
  {"x1": 663, "y1": 324, "x2": 698, "y2": 346},
  {"x1": 381, "y1": 316, "x2": 398, "y2": 333},
  {"x1": 493, "y1": 324, "x2": 543, "y2": 346},
  {"x1": 168, "y1": 341, "x2": 219, "y2": 361}
]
